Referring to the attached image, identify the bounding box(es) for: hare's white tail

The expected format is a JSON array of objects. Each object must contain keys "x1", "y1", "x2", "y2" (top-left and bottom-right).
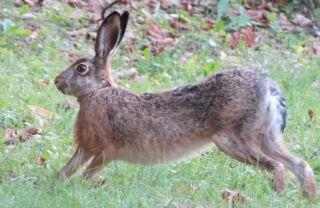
[{"x1": 266, "y1": 84, "x2": 287, "y2": 136}]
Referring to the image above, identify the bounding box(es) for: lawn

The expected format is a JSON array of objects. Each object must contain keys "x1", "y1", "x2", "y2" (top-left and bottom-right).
[{"x1": 0, "y1": 1, "x2": 319, "y2": 207}]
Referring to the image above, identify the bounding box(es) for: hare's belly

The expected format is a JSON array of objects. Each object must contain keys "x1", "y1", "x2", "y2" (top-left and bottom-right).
[{"x1": 117, "y1": 137, "x2": 214, "y2": 164}]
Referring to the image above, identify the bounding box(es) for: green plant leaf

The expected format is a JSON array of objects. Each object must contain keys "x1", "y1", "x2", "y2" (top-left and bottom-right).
[
  {"x1": 215, "y1": 20, "x2": 225, "y2": 32},
  {"x1": 6, "y1": 26, "x2": 31, "y2": 36},
  {"x1": 1, "y1": 19, "x2": 14, "y2": 33},
  {"x1": 217, "y1": 0, "x2": 229, "y2": 21},
  {"x1": 226, "y1": 7, "x2": 252, "y2": 30}
]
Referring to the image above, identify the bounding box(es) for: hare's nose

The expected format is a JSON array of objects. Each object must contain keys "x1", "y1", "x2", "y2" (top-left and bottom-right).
[
  {"x1": 54, "y1": 77, "x2": 62, "y2": 86},
  {"x1": 54, "y1": 77, "x2": 66, "y2": 89},
  {"x1": 54, "y1": 78, "x2": 59, "y2": 85}
]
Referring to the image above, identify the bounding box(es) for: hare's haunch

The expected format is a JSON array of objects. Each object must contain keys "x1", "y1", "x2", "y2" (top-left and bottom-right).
[{"x1": 54, "y1": 11, "x2": 316, "y2": 199}]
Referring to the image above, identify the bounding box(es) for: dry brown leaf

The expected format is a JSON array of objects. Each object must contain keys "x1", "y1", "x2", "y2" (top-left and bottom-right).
[
  {"x1": 116, "y1": 68, "x2": 138, "y2": 80},
  {"x1": 147, "y1": 19, "x2": 175, "y2": 55},
  {"x1": 67, "y1": 0, "x2": 87, "y2": 8},
  {"x1": 4, "y1": 127, "x2": 41, "y2": 145},
  {"x1": 66, "y1": 28, "x2": 89, "y2": 37},
  {"x1": 120, "y1": 0, "x2": 134, "y2": 5},
  {"x1": 308, "y1": 109, "x2": 315, "y2": 120},
  {"x1": 160, "y1": 0, "x2": 179, "y2": 9},
  {"x1": 203, "y1": 18, "x2": 215, "y2": 30},
  {"x1": 36, "y1": 156, "x2": 47, "y2": 166},
  {"x1": 28, "y1": 105, "x2": 57, "y2": 126},
  {"x1": 293, "y1": 14, "x2": 312, "y2": 27},
  {"x1": 273, "y1": 0, "x2": 288, "y2": 6},
  {"x1": 86, "y1": 0, "x2": 105, "y2": 13},
  {"x1": 28, "y1": 105, "x2": 56, "y2": 118},
  {"x1": 231, "y1": 27, "x2": 255, "y2": 49},
  {"x1": 70, "y1": 10, "x2": 84, "y2": 21},
  {"x1": 8, "y1": 171, "x2": 16, "y2": 181},
  {"x1": 257, "y1": 0, "x2": 276, "y2": 12},
  {"x1": 178, "y1": 184, "x2": 188, "y2": 194},
  {"x1": 134, "y1": 75, "x2": 148, "y2": 83},
  {"x1": 19, "y1": 127, "x2": 41, "y2": 141},
  {"x1": 4, "y1": 128, "x2": 17, "y2": 145},
  {"x1": 169, "y1": 20, "x2": 187, "y2": 32},
  {"x1": 221, "y1": 188, "x2": 246, "y2": 206},
  {"x1": 15, "y1": 0, "x2": 43, "y2": 7},
  {"x1": 64, "y1": 52, "x2": 81, "y2": 64},
  {"x1": 181, "y1": 1, "x2": 193, "y2": 15},
  {"x1": 148, "y1": 19, "x2": 165, "y2": 40},
  {"x1": 29, "y1": 31, "x2": 38, "y2": 39},
  {"x1": 246, "y1": 10, "x2": 270, "y2": 26},
  {"x1": 229, "y1": 162, "x2": 236, "y2": 168},
  {"x1": 277, "y1": 13, "x2": 294, "y2": 31}
]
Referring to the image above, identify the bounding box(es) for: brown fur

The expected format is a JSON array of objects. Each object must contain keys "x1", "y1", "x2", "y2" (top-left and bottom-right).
[{"x1": 54, "y1": 11, "x2": 317, "y2": 199}]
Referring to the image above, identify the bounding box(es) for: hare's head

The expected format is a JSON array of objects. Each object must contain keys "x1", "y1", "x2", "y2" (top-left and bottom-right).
[{"x1": 54, "y1": 11, "x2": 129, "y2": 97}]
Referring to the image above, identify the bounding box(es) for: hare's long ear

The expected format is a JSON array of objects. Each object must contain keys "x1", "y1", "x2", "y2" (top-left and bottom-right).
[
  {"x1": 118, "y1": 11, "x2": 129, "y2": 46},
  {"x1": 95, "y1": 11, "x2": 122, "y2": 60}
]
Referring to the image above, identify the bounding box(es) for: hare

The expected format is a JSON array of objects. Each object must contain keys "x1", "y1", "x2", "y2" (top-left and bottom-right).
[{"x1": 54, "y1": 11, "x2": 316, "y2": 199}]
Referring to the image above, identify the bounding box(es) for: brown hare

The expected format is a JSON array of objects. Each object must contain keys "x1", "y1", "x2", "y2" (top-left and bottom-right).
[{"x1": 54, "y1": 11, "x2": 317, "y2": 199}]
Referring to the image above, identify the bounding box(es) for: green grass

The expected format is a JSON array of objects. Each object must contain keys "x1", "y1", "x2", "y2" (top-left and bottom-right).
[{"x1": 0, "y1": 1, "x2": 320, "y2": 207}]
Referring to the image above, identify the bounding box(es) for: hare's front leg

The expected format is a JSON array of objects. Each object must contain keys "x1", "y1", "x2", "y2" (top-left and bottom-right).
[
  {"x1": 58, "y1": 147, "x2": 90, "y2": 180},
  {"x1": 83, "y1": 148, "x2": 117, "y2": 181}
]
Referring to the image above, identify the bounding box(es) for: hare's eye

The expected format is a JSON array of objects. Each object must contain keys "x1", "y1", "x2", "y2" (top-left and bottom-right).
[{"x1": 76, "y1": 64, "x2": 88, "y2": 74}]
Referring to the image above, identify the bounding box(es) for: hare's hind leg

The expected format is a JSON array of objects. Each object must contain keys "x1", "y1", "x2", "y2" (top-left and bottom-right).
[
  {"x1": 59, "y1": 147, "x2": 91, "y2": 180},
  {"x1": 83, "y1": 147, "x2": 117, "y2": 181},
  {"x1": 261, "y1": 135, "x2": 317, "y2": 199},
  {"x1": 212, "y1": 132, "x2": 285, "y2": 193}
]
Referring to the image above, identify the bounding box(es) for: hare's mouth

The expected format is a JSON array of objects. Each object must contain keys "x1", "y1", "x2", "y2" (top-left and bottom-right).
[{"x1": 54, "y1": 78, "x2": 68, "y2": 94}]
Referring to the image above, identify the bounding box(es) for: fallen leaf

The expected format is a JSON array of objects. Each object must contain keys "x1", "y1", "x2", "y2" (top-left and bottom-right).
[
  {"x1": 308, "y1": 109, "x2": 315, "y2": 120},
  {"x1": 277, "y1": 13, "x2": 294, "y2": 31},
  {"x1": 231, "y1": 27, "x2": 255, "y2": 48},
  {"x1": 63, "y1": 52, "x2": 80, "y2": 64},
  {"x1": 92, "y1": 178, "x2": 108, "y2": 189},
  {"x1": 28, "y1": 105, "x2": 58, "y2": 126},
  {"x1": 181, "y1": 1, "x2": 193, "y2": 15},
  {"x1": 66, "y1": 28, "x2": 89, "y2": 37},
  {"x1": 257, "y1": 0, "x2": 276, "y2": 12},
  {"x1": 246, "y1": 9, "x2": 270, "y2": 26},
  {"x1": 134, "y1": 75, "x2": 148, "y2": 83},
  {"x1": 4, "y1": 128, "x2": 17, "y2": 145},
  {"x1": 70, "y1": 10, "x2": 84, "y2": 21},
  {"x1": 221, "y1": 188, "x2": 246, "y2": 206},
  {"x1": 203, "y1": 18, "x2": 215, "y2": 30},
  {"x1": 67, "y1": 0, "x2": 87, "y2": 8},
  {"x1": 21, "y1": 13, "x2": 36, "y2": 20},
  {"x1": 160, "y1": 0, "x2": 179, "y2": 9},
  {"x1": 115, "y1": 68, "x2": 138, "y2": 80},
  {"x1": 169, "y1": 20, "x2": 187, "y2": 32},
  {"x1": 8, "y1": 171, "x2": 16, "y2": 181},
  {"x1": 310, "y1": 46, "x2": 317, "y2": 55},
  {"x1": 178, "y1": 184, "x2": 188, "y2": 194},
  {"x1": 86, "y1": 0, "x2": 105, "y2": 13},
  {"x1": 15, "y1": 0, "x2": 43, "y2": 7},
  {"x1": 293, "y1": 14, "x2": 312, "y2": 27},
  {"x1": 19, "y1": 127, "x2": 41, "y2": 141},
  {"x1": 273, "y1": 0, "x2": 288, "y2": 6},
  {"x1": 120, "y1": 0, "x2": 135, "y2": 5},
  {"x1": 28, "y1": 105, "x2": 56, "y2": 118},
  {"x1": 147, "y1": 19, "x2": 175, "y2": 55},
  {"x1": 36, "y1": 156, "x2": 47, "y2": 166},
  {"x1": 29, "y1": 31, "x2": 38, "y2": 39},
  {"x1": 229, "y1": 162, "x2": 236, "y2": 168}
]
